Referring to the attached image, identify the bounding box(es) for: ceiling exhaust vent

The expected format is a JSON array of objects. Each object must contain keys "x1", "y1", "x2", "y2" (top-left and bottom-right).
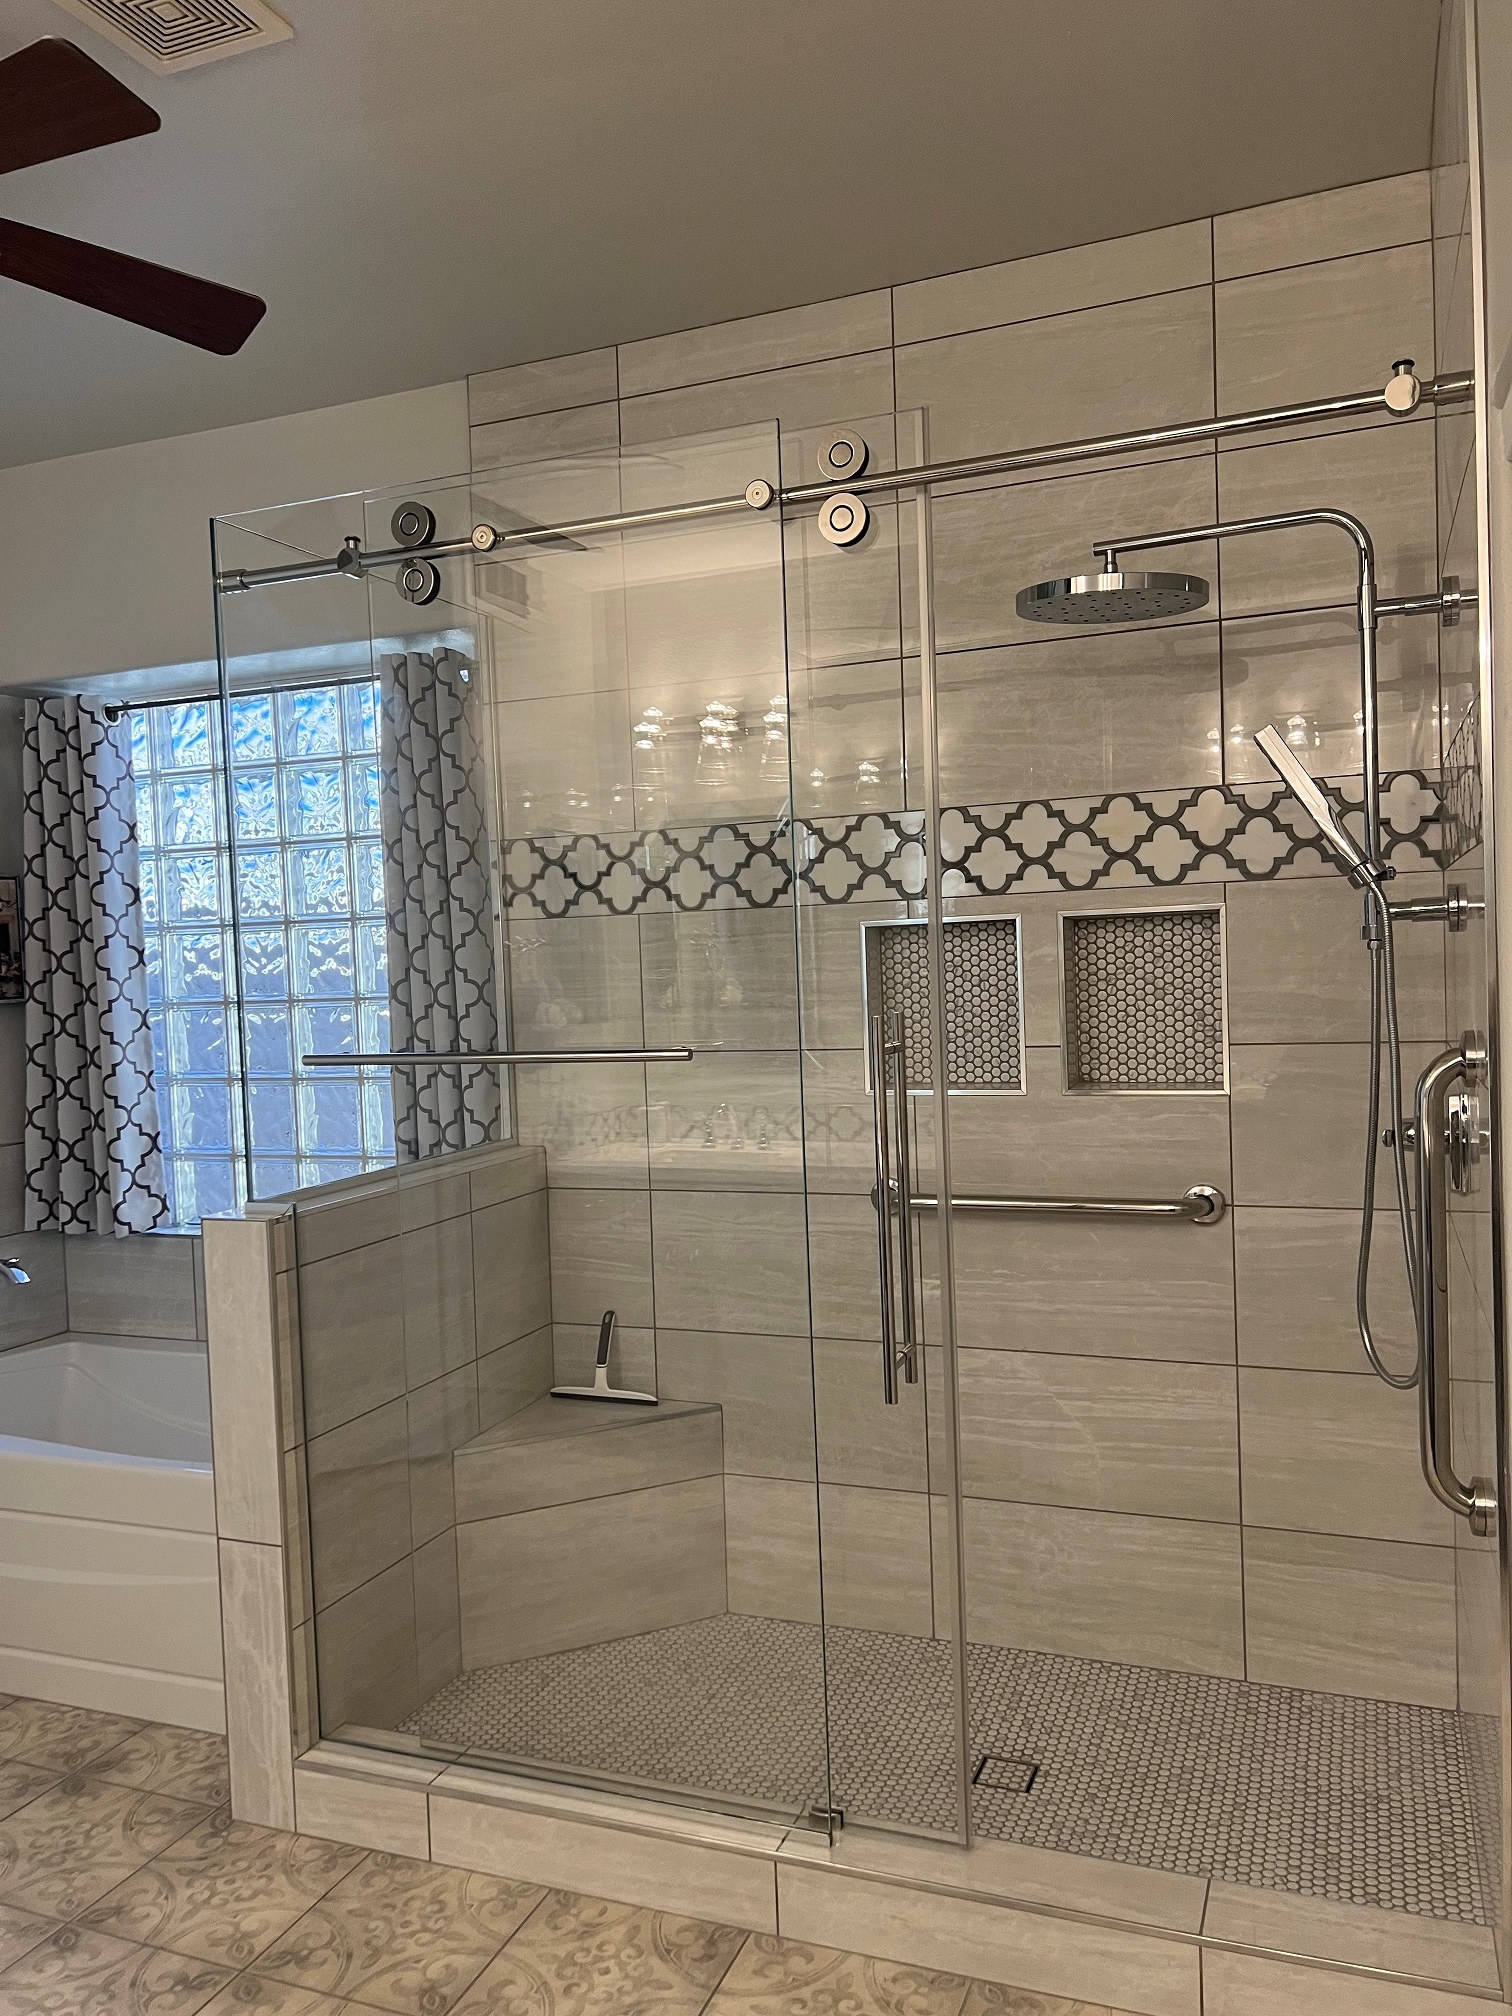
[{"x1": 49, "y1": 0, "x2": 292, "y2": 75}]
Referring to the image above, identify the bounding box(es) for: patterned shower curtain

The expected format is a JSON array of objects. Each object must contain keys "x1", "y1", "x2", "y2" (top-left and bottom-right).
[
  {"x1": 22, "y1": 697, "x2": 168, "y2": 1236},
  {"x1": 379, "y1": 648, "x2": 501, "y2": 1162}
]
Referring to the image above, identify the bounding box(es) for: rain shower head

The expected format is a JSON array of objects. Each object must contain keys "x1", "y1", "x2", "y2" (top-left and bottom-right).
[
  {"x1": 1253, "y1": 723, "x2": 1375, "y2": 885},
  {"x1": 1015, "y1": 570, "x2": 1210, "y2": 625}
]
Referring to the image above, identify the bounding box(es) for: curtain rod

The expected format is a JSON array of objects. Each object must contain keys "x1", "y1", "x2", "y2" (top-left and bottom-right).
[{"x1": 214, "y1": 366, "x2": 1474, "y2": 595}]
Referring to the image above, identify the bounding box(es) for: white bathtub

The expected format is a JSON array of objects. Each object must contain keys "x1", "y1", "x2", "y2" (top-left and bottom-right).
[{"x1": 0, "y1": 1335, "x2": 224, "y2": 1732}]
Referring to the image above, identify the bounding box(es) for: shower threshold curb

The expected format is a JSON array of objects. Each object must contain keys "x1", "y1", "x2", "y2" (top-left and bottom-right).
[{"x1": 291, "y1": 1739, "x2": 1504, "y2": 2013}]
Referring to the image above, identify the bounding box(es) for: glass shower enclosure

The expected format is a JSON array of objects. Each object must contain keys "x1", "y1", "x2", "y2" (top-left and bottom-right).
[{"x1": 210, "y1": 361, "x2": 1511, "y2": 1993}]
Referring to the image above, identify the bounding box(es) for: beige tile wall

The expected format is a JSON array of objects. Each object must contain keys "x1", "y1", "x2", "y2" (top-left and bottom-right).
[
  {"x1": 471, "y1": 169, "x2": 1466, "y2": 1705},
  {"x1": 283, "y1": 1145, "x2": 552, "y2": 1738}
]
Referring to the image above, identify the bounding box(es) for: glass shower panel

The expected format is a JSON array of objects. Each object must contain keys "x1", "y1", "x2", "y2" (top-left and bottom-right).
[
  {"x1": 1438, "y1": 0, "x2": 1504, "y2": 1968},
  {"x1": 895, "y1": 345, "x2": 1503, "y2": 1979},
  {"x1": 275, "y1": 425, "x2": 839, "y2": 1829},
  {"x1": 787, "y1": 409, "x2": 972, "y2": 1839}
]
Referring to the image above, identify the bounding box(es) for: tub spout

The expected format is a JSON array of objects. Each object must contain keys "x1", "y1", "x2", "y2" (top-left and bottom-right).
[{"x1": 0, "y1": 1261, "x2": 30, "y2": 1285}]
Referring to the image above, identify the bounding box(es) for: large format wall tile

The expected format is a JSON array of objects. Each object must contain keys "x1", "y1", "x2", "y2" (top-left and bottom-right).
[
  {"x1": 1220, "y1": 607, "x2": 1439, "y2": 782},
  {"x1": 934, "y1": 624, "x2": 1221, "y2": 803},
  {"x1": 646, "y1": 1053, "x2": 804, "y2": 1191},
  {"x1": 473, "y1": 1188, "x2": 553, "y2": 1347},
  {"x1": 305, "y1": 1399, "x2": 412, "y2": 1613},
  {"x1": 641, "y1": 909, "x2": 800, "y2": 1050},
  {"x1": 469, "y1": 347, "x2": 618, "y2": 426},
  {"x1": 407, "y1": 1365, "x2": 479, "y2": 1549},
  {"x1": 66, "y1": 1232, "x2": 200, "y2": 1339},
  {"x1": 1215, "y1": 416, "x2": 1437, "y2": 613},
  {"x1": 1233, "y1": 1207, "x2": 1415, "y2": 1374},
  {"x1": 895, "y1": 287, "x2": 1214, "y2": 464},
  {"x1": 619, "y1": 292, "x2": 891, "y2": 398},
  {"x1": 957, "y1": 1350, "x2": 1239, "y2": 1521},
  {"x1": 915, "y1": 1064, "x2": 1231, "y2": 1200},
  {"x1": 298, "y1": 1240, "x2": 407, "y2": 1439},
  {"x1": 620, "y1": 353, "x2": 895, "y2": 453},
  {"x1": 806, "y1": 1193, "x2": 882, "y2": 1343},
  {"x1": 1215, "y1": 242, "x2": 1434, "y2": 413},
  {"x1": 547, "y1": 1188, "x2": 652, "y2": 1328},
  {"x1": 1213, "y1": 171, "x2": 1431, "y2": 281},
  {"x1": 929, "y1": 451, "x2": 1218, "y2": 655},
  {"x1": 1242, "y1": 1528, "x2": 1456, "y2": 1707},
  {"x1": 1229, "y1": 1041, "x2": 1438, "y2": 1208},
  {"x1": 655, "y1": 1330, "x2": 817, "y2": 1480},
  {"x1": 400, "y1": 1211, "x2": 476, "y2": 1389},
  {"x1": 785, "y1": 508, "x2": 905, "y2": 674},
  {"x1": 493, "y1": 689, "x2": 633, "y2": 838},
  {"x1": 936, "y1": 1210, "x2": 1236, "y2": 1365},
  {"x1": 818, "y1": 1482, "x2": 934, "y2": 1635},
  {"x1": 895, "y1": 220, "x2": 1211, "y2": 345},
  {"x1": 315, "y1": 1558, "x2": 419, "y2": 1734},
  {"x1": 813, "y1": 1332, "x2": 929, "y2": 1491},
  {"x1": 962, "y1": 1498, "x2": 1245, "y2": 1677},
  {"x1": 1225, "y1": 873, "x2": 1446, "y2": 1041},
  {"x1": 724, "y1": 1474, "x2": 821, "y2": 1623},
  {"x1": 471, "y1": 401, "x2": 619, "y2": 468},
  {"x1": 1238, "y1": 1366, "x2": 1452, "y2": 1546},
  {"x1": 458, "y1": 1476, "x2": 727, "y2": 1664},
  {"x1": 514, "y1": 1062, "x2": 650, "y2": 1188},
  {"x1": 507, "y1": 914, "x2": 645, "y2": 1049},
  {"x1": 651, "y1": 1190, "x2": 809, "y2": 1334}
]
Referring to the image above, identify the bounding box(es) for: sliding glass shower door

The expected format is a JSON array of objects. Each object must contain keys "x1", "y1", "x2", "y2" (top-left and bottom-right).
[{"x1": 787, "y1": 383, "x2": 1508, "y2": 1969}]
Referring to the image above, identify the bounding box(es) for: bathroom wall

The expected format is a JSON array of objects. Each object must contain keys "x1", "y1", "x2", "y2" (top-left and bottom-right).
[
  {"x1": 472, "y1": 167, "x2": 1469, "y2": 1710},
  {"x1": 281, "y1": 1143, "x2": 552, "y2": 1737}
]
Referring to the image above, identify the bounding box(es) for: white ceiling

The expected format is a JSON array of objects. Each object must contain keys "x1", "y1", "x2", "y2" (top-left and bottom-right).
[{"x1": 0, "y1": 0, "x2": 1442, "y2": 469}]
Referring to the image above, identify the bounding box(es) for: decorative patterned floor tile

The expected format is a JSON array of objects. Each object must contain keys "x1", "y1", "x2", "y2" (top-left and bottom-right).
[
  {"x1": 257, "y1": 1854, "x2": 545, "y2": 2016},
  {"x1": 0, "y1": 1698, "x2": 145, "y2": 1776},
  {"x1": 958, "y1": 1992, "x2": 1111, "y2": 2016},
  {"x1": 0, "y1": 1898, "x2": 57, "y2": 1971},
  {"x1": 0, "y1": 1920, "x2": 235, "y2": 2014},
  {"x1": 0, "y1": 1759, "x2": 61, "y2": 1823},
  {"x1": 703, "y1": 1935, "x2": 969, "y2": 2016},
  {"x1": 200, "y1": 1975, "x2": 378, "y2": 2014},
  {"x1": 0, "y1": 1775, "x2": 218, "y2": 1920},
  {"x1": 91, "y1": 1727, "x2": 232, "y2": 1808},
  {"x1": 80, "y1": 1812, "x2": 367, "y2": 1970},
  {"x1": 453, "y1": 1888, "x2": 745, "y2": 2015},
  {"x1": 404, "y1": 1615, "x2": 1492, "y2": 1925}
]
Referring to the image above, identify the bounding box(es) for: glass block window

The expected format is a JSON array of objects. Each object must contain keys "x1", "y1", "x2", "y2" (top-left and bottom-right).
[{"x1": 132, "y1": 682, "x2": 393, "y2": 1225}]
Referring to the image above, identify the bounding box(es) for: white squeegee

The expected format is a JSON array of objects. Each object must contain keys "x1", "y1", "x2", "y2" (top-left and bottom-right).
[{"x1": 551, "y1": 1309, "x2": 658, "y2": 1405}]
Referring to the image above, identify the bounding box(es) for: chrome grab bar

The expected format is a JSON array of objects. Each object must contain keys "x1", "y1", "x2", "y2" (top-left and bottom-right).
[
  {"x1": 1414, "y1": 1047, "x2": 1497, "y2": 1535},
  {"x1": 899, "y1": 1184, "x2": 1227, "y2": 1225},
  {"x1": 303, "y1": 1048, "x2": 694, "y2": 1066}
]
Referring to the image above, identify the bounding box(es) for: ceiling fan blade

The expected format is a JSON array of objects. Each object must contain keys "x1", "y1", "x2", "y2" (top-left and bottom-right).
[
  {"x1": 0, "y1": 38, "x2": 159, "y2": 177},
  {"x1": 0, "y1": 217, "x2": 265, "y2": 354}
]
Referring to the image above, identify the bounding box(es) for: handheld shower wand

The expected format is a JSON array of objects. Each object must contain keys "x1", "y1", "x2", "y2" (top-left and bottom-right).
[{"x1": 1254, "y1": 724, "x2": 1420, "y2": 1388}]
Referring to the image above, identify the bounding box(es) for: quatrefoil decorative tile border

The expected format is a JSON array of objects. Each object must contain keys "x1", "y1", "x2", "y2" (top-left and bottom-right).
[{"x1": 502, "y1": 770, "x2": 1443, "y2": 917}]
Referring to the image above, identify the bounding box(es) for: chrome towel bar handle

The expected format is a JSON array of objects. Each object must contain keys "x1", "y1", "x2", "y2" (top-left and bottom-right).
[{"x1": 889, "y1": 1184, "x2": 1227, "y2": 1225}]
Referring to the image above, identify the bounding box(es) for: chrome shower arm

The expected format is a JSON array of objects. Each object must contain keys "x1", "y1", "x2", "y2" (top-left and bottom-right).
[{"x1": 1091, "y1": 508, "x2": 1381, "y2": 866}]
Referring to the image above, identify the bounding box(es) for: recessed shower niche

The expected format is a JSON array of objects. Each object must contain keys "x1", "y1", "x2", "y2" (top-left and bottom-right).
[
  {"x1": 860, "y1": 915, "x2": 1025, "y2": 1092},
  {"x1": 1059, "y1": 903, "x2": 1228, "y2": 1093}
]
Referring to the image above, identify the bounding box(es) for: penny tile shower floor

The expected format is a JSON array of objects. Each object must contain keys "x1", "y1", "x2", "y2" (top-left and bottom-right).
[
  {"x1": 0, "y1": 1691, "x2": 1118, "y2": 2016},
  {"x1": 403, "y1": 1615, "x2": 1495, "y2": 1925}
]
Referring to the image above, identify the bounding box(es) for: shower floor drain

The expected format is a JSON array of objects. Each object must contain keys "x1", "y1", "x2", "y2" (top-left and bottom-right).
[
  {"x1": 399, "y1": 1613, "x2": 1496, "y2": 1924},
  {"x1": 972, "y1": 1752, "x2": 1039, "y2": 1794}
]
